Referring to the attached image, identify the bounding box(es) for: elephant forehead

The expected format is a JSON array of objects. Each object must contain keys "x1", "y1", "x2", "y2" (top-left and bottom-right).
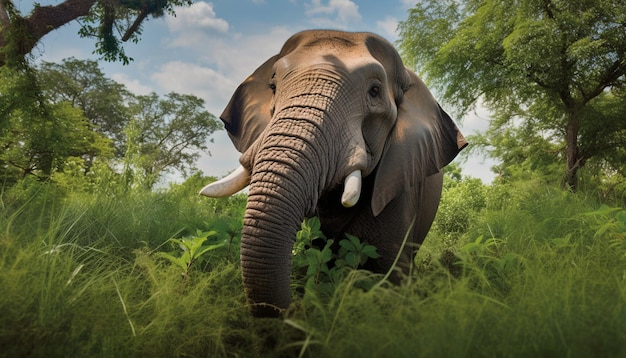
[
  {"x1": 302, "y1": 35, "x2": 358, "y2": 50},
  {"x1": 279, "y1": 49, "x2": 385, "y2": 79}
]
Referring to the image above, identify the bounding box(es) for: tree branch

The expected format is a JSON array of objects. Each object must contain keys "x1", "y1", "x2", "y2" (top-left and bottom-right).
[
  {"x1": 582, "y1": 60, "x2": 625, "y2": 104},
  {"x1": 28, "y1": 0, "x2": 96, "y2": 35},
  {"x1": 0, "y1": 0, "x2": 11, "y2": 29},
  {"x1": 541, "y1": 0, "x2": 555, "y2": 20},
  {"x1": 122, "y1": 8, "x2": 148, "y2": 42},
  {"x1": 20, "y1": 0, "x2": 97, "y2": 59}
]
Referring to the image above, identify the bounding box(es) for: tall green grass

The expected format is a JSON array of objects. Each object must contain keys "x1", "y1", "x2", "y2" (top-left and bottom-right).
[{"x1": 1, "y1": 178, "x2": 625, "y2": 357}]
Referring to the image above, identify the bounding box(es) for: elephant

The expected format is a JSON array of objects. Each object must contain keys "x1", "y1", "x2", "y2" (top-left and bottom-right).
[{"x1": 200, "y1": 30, "x2": 467, "y2": 317}]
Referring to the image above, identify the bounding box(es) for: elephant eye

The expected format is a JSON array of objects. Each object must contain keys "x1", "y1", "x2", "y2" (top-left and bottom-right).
[
  {"x1": 269, "y1": 75, "x2": 277, "y2": 94},
  {"x1": 368, "y1": 84, "x2": 381, "y2": 98}
]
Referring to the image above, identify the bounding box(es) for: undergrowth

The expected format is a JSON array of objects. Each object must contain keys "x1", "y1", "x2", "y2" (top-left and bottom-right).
[{"x1": 1, "y1": 178, "x2": 625, "y2": 357}]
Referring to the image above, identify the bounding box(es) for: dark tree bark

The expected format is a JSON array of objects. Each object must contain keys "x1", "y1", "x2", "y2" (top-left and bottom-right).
[
  {"x1": 0, "y1": 0, "x2": 97, "y2": 66},
  {"x1": 565, "y1": 114, "x2": 580, "y2": 191},
  {"x1": 0, "y1": 0, "x2": 179, "y2": 66}
]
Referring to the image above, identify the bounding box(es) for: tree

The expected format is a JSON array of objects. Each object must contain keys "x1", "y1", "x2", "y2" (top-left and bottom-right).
[
  {"x1": 470, "y1": 119, "x2": 563, "y2": 183},
  {"x1": 0, "y1": 99, "x2": 113, "y2": 181},
  {"x1": 38, "y1": 58, "x2": 131, "y2": 156},
  {"x1": 123, "y1": 92, "x2": 222, "y2": 189},
  {"x1": 1, "y1": 62, "x2": 221, "y2": 189},
  {"x1": 398, "y1": 0, "x2": 626, "y2": 190},
  {"x1": 1, "y1": 58, "x2": 123, "y2": 182},
  {"x1": 0, "y1": 0, "x2": 191, "y2": 67}
]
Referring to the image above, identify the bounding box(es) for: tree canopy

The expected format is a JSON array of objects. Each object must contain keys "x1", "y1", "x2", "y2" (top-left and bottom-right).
[
  {"x1": 398, "y1": 0, "x2": 626, "y2": 189},
  {"x1": 123, "y1": 92, "x2": 222, "y2": 189},
  {"x1": 38, "y1": 58, "x2": 131, "y2": 155},
  {"x1": 0, "y1": 59, "x2": 221, "y2": 190}
]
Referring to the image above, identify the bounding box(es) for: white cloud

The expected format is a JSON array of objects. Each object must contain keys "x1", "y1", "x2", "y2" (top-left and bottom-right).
[
  {"x1": 213, "y1": 27, "x2": 293, "y2": 82},
  {"x1": 167, "y1": 2, "x2": 229, "y2": 33},
  {"x1": 153, "y1": 22, "x2": 294, "y2": 114},
  {"x1": 456, "y1": 101, "x2": 497, "y2": 183},
  {"x1": 151, "y1": 61, "x2": 235, "y2": 115},
  {"x1": 148, "y1": 25, "x2": 298, "y2": 179},
  {"x1": 111, "y1": 73, "x2": 153, "y2": 95},
  {"x1": 376, "y1": 16, "x2": 399, "y2": 39},
  {"x1": 400, "y1": 0, "x2": 417, "y2": 9},
  {"x1": 305, "y1": 0, "x2": 361, "y2": 27}
]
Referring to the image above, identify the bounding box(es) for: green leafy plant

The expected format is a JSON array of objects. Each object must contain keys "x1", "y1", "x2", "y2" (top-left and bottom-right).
[
  {"x1": 156, "y1": 230, "x2": 223, "y2": 279},
  {"x1": 293, "y1": 217, "x2": 380, "y2": 294},
  {"x1": 335, "y1": 233, "x2": 380, "y2": 270}
]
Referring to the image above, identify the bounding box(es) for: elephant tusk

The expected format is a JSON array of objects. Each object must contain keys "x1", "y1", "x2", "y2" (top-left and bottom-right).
[
  {"x1": 199, "y1": 166, "x2": 251, "y2": 197},
  {"x1": 341, "y1": 170, "x2": 362, "y2": 208}
]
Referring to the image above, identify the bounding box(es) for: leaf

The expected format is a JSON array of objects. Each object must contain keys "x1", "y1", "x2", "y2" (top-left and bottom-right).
[
  {"x1": 195, "y1": 243, "x2": 224, "y2": 258},
  {"x1": 345, "y1": 252, "x2": 359, "y2": 268},
  {"x1": 168, "y1": 238, "x2": 186, "y2": 250},
  {"x1": 339, "y1": 238, "x2": 357, "y2": 252},
  {"x1": 583, "y1": 205, "x2": 622, "y2": 217},
  {"x1": 309, "y1": 217, "x2": 322, "y2": 233},
  {"x1": 334, "y1": 258, "x2": 348, "y2": 268},
  {"x1": 595, "y1": 222, "x2": 617, "y2": 238},
  {"x1": 188, "y1": 236, "x2": 207, "y2": 252},
  {"x1": 155, "y1": 252, "x2": 187, "y2": 271},
  {"x1": 321, "y1": 241, "x2": 334, "y2": 263},
  {"x1": 361, "y1": 245, "x2": 380, "y2": 259}
]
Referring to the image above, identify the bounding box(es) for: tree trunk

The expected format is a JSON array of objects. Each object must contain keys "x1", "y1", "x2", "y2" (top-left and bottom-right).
[{"x1": 564, "y1": 113, "x2": 580, "y2": 190}]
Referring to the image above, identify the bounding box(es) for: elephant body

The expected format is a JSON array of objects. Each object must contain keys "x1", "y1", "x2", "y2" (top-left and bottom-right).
[
  {"x1": 201, "y1": 30, "x2": 467, "y2": 317},
  {"x1": 316, "y1": 169, "x2": 444, "y2": 277}
]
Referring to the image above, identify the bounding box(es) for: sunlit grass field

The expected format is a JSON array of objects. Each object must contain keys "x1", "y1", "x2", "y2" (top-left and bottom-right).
[{"x1": 1, "y1": 177, "x2": 625, "y2": 357}]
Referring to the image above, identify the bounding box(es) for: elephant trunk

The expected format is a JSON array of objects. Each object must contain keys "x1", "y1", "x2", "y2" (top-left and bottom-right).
[
  {"x1": 240, "y1": 180, "x2": 304, "y2": 317},
  {"x1": 240, "y1": 99, "x2": 338, "y2": 317},
  {"x1": 239, "y1": 70, "x2": 371, "y2": 316}
]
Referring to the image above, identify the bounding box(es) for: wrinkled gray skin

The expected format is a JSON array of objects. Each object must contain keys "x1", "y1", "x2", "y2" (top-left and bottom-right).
[{"x1": 206, "y1": 30, "x2": 467, "y2": 317}]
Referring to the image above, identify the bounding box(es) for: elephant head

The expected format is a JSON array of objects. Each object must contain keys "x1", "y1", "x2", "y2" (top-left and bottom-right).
[{"x1": 201, "y1": 30, "x2": 467, "y2": 317}]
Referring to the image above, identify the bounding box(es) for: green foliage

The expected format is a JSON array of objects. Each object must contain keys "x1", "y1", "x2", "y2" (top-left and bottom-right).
[
  {"x1": 336, "y1": 234, "x2": 380, "y2": 269},
  {"x1": 37, "y1": 58, "x2": 131, "y2": 153},
  {"x1": 1, "y1": 59, "x2": 221, "y2": 189},
  {"x1": 0, "y1": 0, "x2": 194, "y2": 68},
  {"x1": 293, "y1": 217, "x2": 380, "y2": 297},
  {"x1": 48, "y1": 0, "x2": 190, "y2": 65},
  {"x1": 156, "y1": 231, "x2": 224, "y2": 279},
  {"x1": 398, "y1": 0, "x2": 626, "y2": 189},
  {"x1": 2, "y1": 171, "x2": 626, "y2": 357},
  {"x1": 436, "y1": 177, "x2": 486, "y2": 234},
  {"x1": 122, "y1": 92, "x2": 222, "y2": 189},
  {"x1": 468, "y1": 121, "x2": 564, "y2": 183},
  {"x1": 583, "y1": 205, "x2": 626, "y2": 257},
  {"x1": 1, "y1": 66, "x2": 115, "y2": 182}
]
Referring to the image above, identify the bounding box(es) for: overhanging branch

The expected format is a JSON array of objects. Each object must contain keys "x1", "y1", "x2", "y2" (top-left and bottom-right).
[
  {"x1": 0, "y1": 0, "x2": 97, "y2": 66},
  {"x1": 122, "y1": 8, "x2": 148, "y2": 42},
  {"x1": 0, "y1": 0, "x2": 11, "y2": 29}
]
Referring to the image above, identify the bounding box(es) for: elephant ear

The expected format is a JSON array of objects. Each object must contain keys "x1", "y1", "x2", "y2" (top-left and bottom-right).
[
  {"x1": 371, "y1": 69, "x2": 468, "y2": 217},
  {"x1": 220, "y1": 55, "x2": 279, "y2": 153}
]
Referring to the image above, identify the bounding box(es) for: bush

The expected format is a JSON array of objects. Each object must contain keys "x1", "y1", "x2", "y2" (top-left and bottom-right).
[{"x1": 435, "y1": 177, "x2": 486, "y2": 234}]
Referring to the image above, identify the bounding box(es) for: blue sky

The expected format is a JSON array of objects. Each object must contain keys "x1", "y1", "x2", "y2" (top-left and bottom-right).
[{"x1": 18, "y1": 0, "x2": 495, "y2": 183}]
